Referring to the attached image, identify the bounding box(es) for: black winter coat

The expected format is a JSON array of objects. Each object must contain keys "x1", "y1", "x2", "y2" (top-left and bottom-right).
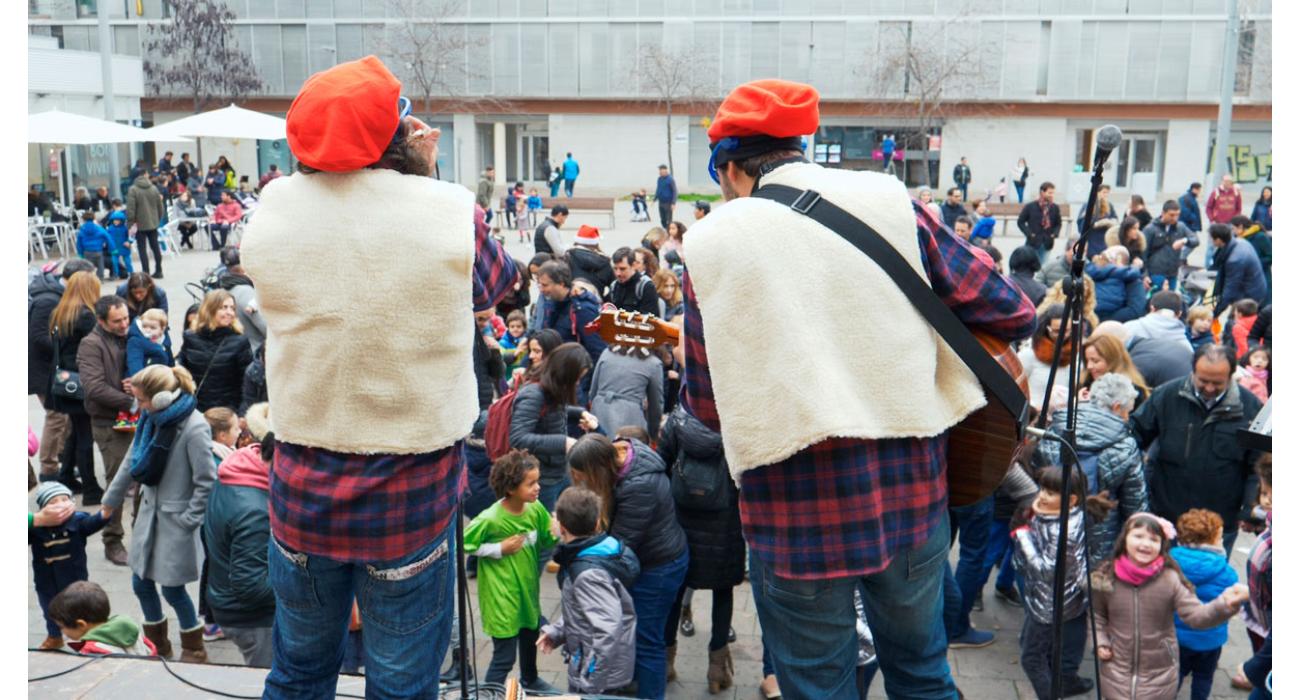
[
  {"x1": 611, "y1": 439, "x2": 687, "y2": 571},
  {"x1": 508, "y1": 382, "x2": 584, "y2": 486},
  {"x1": 239, "y1": 357, "x2": 266, "y2": 416},
  {"x1": 657, "y1": 408, "x2": 744, "y2": 590},
  {"x1": 608, "y1": 273, "x2": 658, "y2": 316},
  {"x1": 473, "y1": 330, "x2": 504, "y2": 410},
  {"x1": 179, "y1": 326, "x2": 254, "y2": 412},
  {"x1": 28, "y1": 272, "x2": 64, "y2": 397},
  {"x1": 49, "y1": 309, "x2": 97, "y2": 415},
  {"x1": 201, "y1": 464, "x2": 275, "y2": 628},
  {"x1": 568, "y1": 247, "x2": 615, "y2": 299}
]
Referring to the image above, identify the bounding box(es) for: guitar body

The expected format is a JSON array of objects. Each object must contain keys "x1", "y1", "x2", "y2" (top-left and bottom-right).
[{"x1": 947, "y1": 332, "x2": 1032, "y2": 507}]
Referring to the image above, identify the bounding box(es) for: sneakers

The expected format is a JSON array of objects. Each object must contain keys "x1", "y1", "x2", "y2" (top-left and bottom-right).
[
  {"x1": 727, "y1": 626, "x2": 736, "y2": 643},
  {"x1": 948, "y1": 628, "x2": 996, "y2": 649},
  {"x1": 995, "y1": 585, "x2": 1023, "y2": 607},
  {"x1": 203, "y1": 623, "x2": 225, "y2": 641},
  {"x1": 679, "y1": 605, "x2": 695, "y2": 637},
  {"x1": 521, "y1": 678, "x2": 558, "y2": 694}
]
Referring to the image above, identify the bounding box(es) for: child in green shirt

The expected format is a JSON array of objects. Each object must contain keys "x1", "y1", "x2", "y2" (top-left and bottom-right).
[{"x1": 464, "y1": 449, "x2": 559, "y2": 692}]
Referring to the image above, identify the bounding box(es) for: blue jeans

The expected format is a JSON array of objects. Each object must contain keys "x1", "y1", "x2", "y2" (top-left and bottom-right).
[
  {"x1": 979, "y1": 518, "x2": 1018, "y2": 593},
  {"x1": 750, "y1": 512, "x2": 957, "y2": 700},
  {"x1": 564, "y1": 179, "x2": 575, "y2": 197},
  {"x1": 537, "y1": 475, "x2": 571, "y2": 572},
  {"x1": 264, "y1": 526, "x2": 455, "y2": 699},
  {"x1": 944, "y1": 496, "x2": 993, "y2": 638},
  {"x1": 1032, "y1": 242, "x2": 1051, "y2": 266},
  {"x1": 1015, "y1": 183, "x2": 1026, "y2": 203},
  {"x1": 629, "y1": 550, "x2": 689, "y2": 700},
  {"x1": 132, "y1": 573, "x2": 199, "y2": 630},
  {"x1": 1179, "y1": 646, "x2": 1221, "y2": 700}
]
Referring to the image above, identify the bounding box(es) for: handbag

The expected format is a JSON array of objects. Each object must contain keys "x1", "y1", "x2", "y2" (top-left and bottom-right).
[{"x1": 49, "y1": 327, "x2": 84, "y2": 401}]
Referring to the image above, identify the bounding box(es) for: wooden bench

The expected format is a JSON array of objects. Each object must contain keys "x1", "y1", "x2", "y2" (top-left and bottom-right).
[
  {"x1": 984, "y1": 202, "x2": 1072, "y2": 238},
  {"x1": 497, "y1": 195, "x2": 616, "y2": 229}
]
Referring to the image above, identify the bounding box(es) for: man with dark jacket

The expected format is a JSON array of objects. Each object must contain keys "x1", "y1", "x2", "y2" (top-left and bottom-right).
[
  {"x1": 655, "y1": 165, "x2": 677, "y2": 229},
  {"x1": 1231, "y1": 215, "x2": 1271, "y2": 299},
  {"x1": 126, "y1": 174, "x2": 165, "y2": 279},
  {"x1": 202, "y1": 414, "x2": 275, "y2": 668},
  {"x1": 1178, "y1": 183, "x2": 1203, "y2": 233},
  {"x1": 29, "y1": 260, "x2": 96, "y2": 482},
  {"x1": 534, "y1": 205, "x2": 568, "y2": 256},
  {"x1": 952, "y1": 157, "x2": 972, "y2": 201},
  {"x1": 1122, "y1": 291, "x2": 1195, "y2": 390},
  {"x1": 1129, "y1": 344, "x2": 1263, "y2": 554},
  {"x1": 1142, "y1": 200, "x2": 1199, "y2": 292},
  {"x1": 609, "y1": 247, "x2": 659, "y2": 316},
  {"x1": 567, "y1": 226, "x2": 615, "y2": 299},
  {"x1": 940, "y1": 188, "x2": 968, "y2": 230},
  {"x1": 204, "y1": 165, "x2": 225, "y2": 206},
  {"x1": 176, "y1": 153, "x2": 195, "y2": 189},
  {"x1": 76, "y1": 295, "x2": 134, "y2": 565},
  {"x1": 472, "y1": 308, "x2": 506, "y2": 410},
  {"x1": 1017, "y1": 182, "x2": 1062, "y2": 265},
  {"x1": 538, "y1": 261, "x2": 606, "y2": 400},
  {"x1": 1209, "y1": 224, "x2": 1269, "y2": 317}
]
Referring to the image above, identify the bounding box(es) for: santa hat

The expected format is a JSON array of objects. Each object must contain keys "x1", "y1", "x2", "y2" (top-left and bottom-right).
[
  {"x1": 706, "y1": 80, "x2": 819, "y2": 182},
  {"x1": 575, "y1": 225, "x2": 601, "y2": 246},
  {"x1": 286, "y1": 56, "x2": 410, "y2": 172}
]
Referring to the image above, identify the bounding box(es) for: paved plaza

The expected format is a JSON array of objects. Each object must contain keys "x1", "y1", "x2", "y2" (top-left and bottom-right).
[{"x1": 28, "y1": 198, "x2": 1257, "y2": 699}]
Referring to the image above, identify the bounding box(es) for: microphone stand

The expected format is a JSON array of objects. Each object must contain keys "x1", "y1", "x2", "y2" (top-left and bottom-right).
[{"x1": 1033, "y1": 145, "x2": 1112, "y2": 700}]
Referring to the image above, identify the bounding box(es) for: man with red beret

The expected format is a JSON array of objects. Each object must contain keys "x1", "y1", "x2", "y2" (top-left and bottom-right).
[
  {"x1": 241, "y1": 56, "x2": 517, "y2": 698},
  {"x1": 680, "y1": 79, "x2": 1037, "y2": 699}
]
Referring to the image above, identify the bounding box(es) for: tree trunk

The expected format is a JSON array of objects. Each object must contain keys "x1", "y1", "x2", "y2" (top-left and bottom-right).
[
  {"x1": 665, "y1": 101, "x2": 675, "y2": 175},
  {"x1": 919, "y1": 122, "x2": 935, "y2": 190}
]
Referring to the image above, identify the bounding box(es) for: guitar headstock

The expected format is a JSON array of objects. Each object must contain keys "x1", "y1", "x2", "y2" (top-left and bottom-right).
[{"x1": 586, "y1": 306, "x2": 680, "y2": 349}]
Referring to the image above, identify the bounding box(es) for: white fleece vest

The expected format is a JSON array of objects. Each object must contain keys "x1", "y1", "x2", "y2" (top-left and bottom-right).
[
  {"x1": 240, "y1": 169, "x2": 476, "y2": 454},
  {"x1": 683, "y1": 162, "x2": 986, "y2": 480}
]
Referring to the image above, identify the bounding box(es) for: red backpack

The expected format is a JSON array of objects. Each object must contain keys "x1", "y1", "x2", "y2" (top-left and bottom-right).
[{"x1": 486, "y1": 381, "x2": 544, "y2": 461}]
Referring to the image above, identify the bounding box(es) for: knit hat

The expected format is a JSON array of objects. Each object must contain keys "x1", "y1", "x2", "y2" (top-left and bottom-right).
[
  {"x1": 286, "y1": 56, "x2": 408, "y2": 172},
  {"x1": 706, "y1": 80, "x2": 818, "y2": 183},
  {"x1": 574, "y1": 225, "x2": 601, "y2": 246},
  {"x1": 245, "y1": 402, "x2": 272, "y2": 442},
  {"x1": 35, "y1": 481, "x2": 72, "y2": 509}
]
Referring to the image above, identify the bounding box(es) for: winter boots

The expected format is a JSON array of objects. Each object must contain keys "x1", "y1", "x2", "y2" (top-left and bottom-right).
[
  {"x1": 142, "y1": 619, "x2": 173, "y2": 659},
  {"x1": 179, "y1": 624, "x2": 208, "y2": 663},
  {"x1": 707, "y1": 646, "x2": 734, "y2": 694}
]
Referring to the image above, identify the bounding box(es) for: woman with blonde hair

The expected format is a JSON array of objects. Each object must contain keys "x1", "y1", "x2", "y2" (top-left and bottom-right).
[
  {"x1": 179, "y1": 290, "x2": 253, "y2": 412},
  {"x1": 102, "y1": 364, "x2": 217, "y2": 664},
  {"x1": 47, "y1": 271, "x2": 102, "y2": 495},
  {"x1": 652, "y1": 268, "x2": 684, "y2": 322},
  {"x1": 1081, "y1": 332, "x2": 1150, "y2": 407}
]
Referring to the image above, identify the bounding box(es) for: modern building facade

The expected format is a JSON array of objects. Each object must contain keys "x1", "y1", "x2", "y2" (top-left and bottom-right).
[{"x1": 30, "y1": 0, "x2": 1272, "y2": 201}]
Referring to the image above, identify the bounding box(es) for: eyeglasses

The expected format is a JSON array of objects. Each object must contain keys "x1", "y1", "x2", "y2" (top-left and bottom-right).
[{"x1": 391, "y1": 96, "x2": 412, "y2": 144}]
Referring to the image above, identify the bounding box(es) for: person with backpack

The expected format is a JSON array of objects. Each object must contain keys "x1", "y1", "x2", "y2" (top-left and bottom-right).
[
  {"x1": 1034, "y1": 372, "x2": 1149, "y2": 566},
  {"x1": 610, "y1": 247, "x2": 660, "y2": 316},
  {"x1": 537, "y1": 261, "x2": 607, "y2": 400},
  {"x1": 658, "y1": 405, "x2": 744, "y2": 694}
]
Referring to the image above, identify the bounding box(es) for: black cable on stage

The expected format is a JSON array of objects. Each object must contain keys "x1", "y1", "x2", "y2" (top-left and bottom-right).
[{"x1": 27, "y1": 652, "x2": 103, "y2": 681}]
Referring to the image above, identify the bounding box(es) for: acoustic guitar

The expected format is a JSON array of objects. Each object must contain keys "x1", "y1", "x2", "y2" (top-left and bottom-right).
[{"x1": 586, "y1": 306, "x2": 680, "y2": 349}]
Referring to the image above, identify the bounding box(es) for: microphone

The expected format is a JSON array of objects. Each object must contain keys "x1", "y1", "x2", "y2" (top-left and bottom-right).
[{"x1": 1092, "y1": 125, "x2": 1123, "y2": 169}]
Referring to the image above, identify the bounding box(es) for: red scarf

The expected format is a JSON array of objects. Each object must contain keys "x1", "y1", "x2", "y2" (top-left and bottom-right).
[
  {"x1": 1114, "y1": 554, "x2": 1164, "y2": 587},
  {"x1": 1038, "y1": 196, "x2": 1054, "y2": 231}
]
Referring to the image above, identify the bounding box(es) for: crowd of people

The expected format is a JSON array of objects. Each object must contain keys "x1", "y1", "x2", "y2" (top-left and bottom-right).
[{"x1": 27, "y1": 61, "x2": 1274, "y2": 700}]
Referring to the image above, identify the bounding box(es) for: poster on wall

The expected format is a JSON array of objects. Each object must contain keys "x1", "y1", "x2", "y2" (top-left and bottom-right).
[
  {"x1": 828, "y1": 144, "x2": 842, "y2": 164},
  {"x1": 814, "y1": 144, "x2": 829, "y2": 164}
]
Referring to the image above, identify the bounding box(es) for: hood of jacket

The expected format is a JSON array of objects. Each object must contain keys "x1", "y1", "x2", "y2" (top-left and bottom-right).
[
  {"x1": 1172, "y1": 545, "x2": 1230, "y2": 585},
  {"x1": 218, "y1": 272, "x2": 255, "y2": 291},
  {"x1": 217, "y1": 443, "x2": 269, "y2": 491},
  {"x1": 82, "y1": 614, "x2": 142, "y2": 649},
  {"x1": 574, "y1": 535, "x2": 640, "y2": 589},
  {"x1": 1241, "y1": 224, "x2": 1263, "y2": 239},
  {"x1": 621, "y1": 438, "x2": 668, "y2": 482},
  {"x1": 29, "y1": 271, "x2": 63, "y2": 303},
  {"x1": 128, "y1": 317, "x2": 172, "y2": 348},
  {"x1": 672, "y1": 408, "x2": 724, "y2": 460},
  {"x1": 1126, "y1": 312, "x2": 1188, "y2": 343},
  {"x1": 1086, "y1": 263, "x2": 1140, "y2": 283},
  {"x1": 1049, "y1": 402, "x2": 1129, "y2": 452},
  {"x1": 132, "y1": 175, "x2": 154, "y2": 191}
]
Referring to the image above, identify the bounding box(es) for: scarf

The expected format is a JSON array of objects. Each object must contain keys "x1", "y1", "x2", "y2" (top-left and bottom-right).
[
  {"x1": 1114, "y1": 554, "x2": 1165, "y2": 587},
  {"x1": 128, "y1": 392, "x2": 197, "y2": 486},
  {"x1": 1033, "y1": 333, "x2": 1073, "y2": 366},
  {"x1": 1038, "y1": 196, "x2": 1053, "y2": 231}
]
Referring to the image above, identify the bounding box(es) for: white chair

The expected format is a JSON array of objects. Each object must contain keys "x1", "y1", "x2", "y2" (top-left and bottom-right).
[{"x1": 158, "y1": 221, "x2": 182, "y2": 259}]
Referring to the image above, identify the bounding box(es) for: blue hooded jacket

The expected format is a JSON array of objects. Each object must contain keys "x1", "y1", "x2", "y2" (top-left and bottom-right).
[
  {"x1": 104, "y1": 210, "x2": 131, "y2": 252},
  {"x1": 125, "y1": 317, "x2": 175, "y2": 377},
  {"x1": 76, "y1": 221, "x2": 111, "y2": 257},
  {"x1": 1170, "y1": 545, "x2": 1237, "y2": 651},
  {"x1": 1086, "y1": 263, "x2": 1146, "y2": 323}
]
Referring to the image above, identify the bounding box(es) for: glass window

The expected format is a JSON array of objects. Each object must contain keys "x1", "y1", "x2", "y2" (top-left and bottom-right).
[
  {"x1": 307, "y1": 23, "x2": 335, "y2": 75},
  {"x1": 278, "y1": 0, "x2": 306, "y2": 18},
  {"x1": 720, "y1": 22, "x2": 751, "y2": 93},
  {"x1": 811, "y1": 22, "x2": 845, "y2": 97},
  {"x1": 247, "y1": 1, "x2": 275, "y2": 19},
  {"x1": 779, "y1": 22, "x2": 811, "y2": 83},
  {"x1": 549, "y1": 23, "x2": 579, "y2": 94},
  {"x1": 306, "y1": 0, "x2": 333, "y2": 18},
  {"x1": 282, "y1": 25, "x2": 308, "y2": 92},
  {"x1": 750, "y1": 23, "x2": 779, "y2": 78},
  {"x1": 335, "y1": 0, "x2": 362, "y2": 16},
  {"x1": 468, "y1": 24, "x2": 492, "y2": 93},
  {"x1": 1155, "y1": 20, "x2": 1191, "y2": 100},
  {"x1": 609, "y1": 23, "x2": 638, "y2": 96},
  {"x1": 252, "y1": 25, "x2": 284, "y2": 93},
  {"x1": 63, "y1": 25, "x2": 94, "y2": 51},
  {"x1": 579, "y1": 23, "x2": 609, "y2": 95},
  {"x1": 335, "y1": 23, "x2": 365, "y2": 62},
  {"x1": 550, "y1": 0, "x2": 577, "y2": 16},
  {"x1": 521, "y1": 24, "x2": 548, "y2": 93},
  {"x1": 494, "y1": 23, "x2": 521, "y2": 95},
  {"x1": 1124, "y1": 22, "x2": 1159, "y2": 98},
  {"x1": 112, "y1": 24, "x2": 140, "y2": 56},
  {"x1": 519, "y1": 0, "x2": 545, "y2": 17},
  {"x1": 1091, "y1": 22, "x2": 1125, "y2": 98}
]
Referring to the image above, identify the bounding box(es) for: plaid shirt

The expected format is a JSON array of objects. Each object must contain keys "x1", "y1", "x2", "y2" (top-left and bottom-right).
[
  {"x1": 682, "y1": 199, "x2": 1036, "y2": 580},
  {"x1": 271, "y1": 213, "x2": 518, "y2": 563}
]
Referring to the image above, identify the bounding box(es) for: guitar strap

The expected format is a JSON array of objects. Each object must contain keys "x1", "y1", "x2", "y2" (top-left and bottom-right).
[{"x1": 751, "y1": 184, "x2": 1028, "y2": 431}]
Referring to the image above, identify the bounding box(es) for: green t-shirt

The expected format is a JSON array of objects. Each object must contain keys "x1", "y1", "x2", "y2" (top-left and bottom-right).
[{"x1": 463, "y1": 499, "x2": 557, "y2": 638}]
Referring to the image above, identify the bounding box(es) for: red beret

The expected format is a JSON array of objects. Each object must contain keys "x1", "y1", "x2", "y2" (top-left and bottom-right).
[
  {"x1": 287, "y1": 56, "x2": 403, "y2": 172},
  {"x1": 707, "y1": 80, "x2": 820, "y2": 143}
]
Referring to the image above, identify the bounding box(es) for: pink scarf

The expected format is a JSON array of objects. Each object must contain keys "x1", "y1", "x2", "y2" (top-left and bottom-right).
[{"x1": 1114, "y1": 554, "x2": 1164, "y2": 587}]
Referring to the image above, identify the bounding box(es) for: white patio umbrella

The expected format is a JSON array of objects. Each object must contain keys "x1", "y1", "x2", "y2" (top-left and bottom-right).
[
  {"x1": 27, "y1": 110, "x2": 163, "y2": 144},
  {"x1": 144, "y1": 104, "x2": 287, "y2": 141}
]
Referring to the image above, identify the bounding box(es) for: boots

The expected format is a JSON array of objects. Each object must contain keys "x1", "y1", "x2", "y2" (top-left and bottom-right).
[
  {"x1": 707, "y1": 646, "x2": 734, "y2": 694},
  {"x1": 179, "y1": 624, "x2": 208, "y2": 663},
  {"x1": 666, "y1": 644, "x2": 677, "y2": 683},
  {"x1": 142, "y1": 620, "x2": 173, "y2": 659}
]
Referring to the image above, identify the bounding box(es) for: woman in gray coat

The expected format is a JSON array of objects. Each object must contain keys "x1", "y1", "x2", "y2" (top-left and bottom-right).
[
  {"x1": 588, "y1": 345, "x2": 663, "y2": 438},
  {"x1": 103, "y1": 364, "x2": 216, "y2": 664}
]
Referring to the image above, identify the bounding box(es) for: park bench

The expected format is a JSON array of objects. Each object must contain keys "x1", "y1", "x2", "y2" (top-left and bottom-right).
[
  {"x1": 498, "y1": 195, "x2": 616, "y2": 230},
  {"x1": 984, "y1": 201, "x2": 1072, "y2": 238}
]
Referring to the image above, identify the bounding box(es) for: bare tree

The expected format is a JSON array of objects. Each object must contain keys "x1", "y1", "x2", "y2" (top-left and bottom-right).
[
  {"x1": 637, "y1": 43, "x2": 715, "y2": 176},
  {"x1": 143, "y1": 1, "x2": 263, "y2": 112},
  {"x1": 378, "y1": 0, "x2": 497, "y2": 115},
  {"x1": 860, "y1": 17, "x2": 996, "y2": 189}
]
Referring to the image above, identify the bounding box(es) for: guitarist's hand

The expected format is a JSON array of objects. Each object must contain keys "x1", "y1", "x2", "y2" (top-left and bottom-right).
[{"x1": 579, "y1": 412, "x2": 599, "y2": 432}]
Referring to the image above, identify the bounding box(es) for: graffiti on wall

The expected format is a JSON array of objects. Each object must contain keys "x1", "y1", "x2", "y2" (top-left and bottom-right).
[{"x1": 1227, "y1": 144, "x2": 1272, "y2": 184}]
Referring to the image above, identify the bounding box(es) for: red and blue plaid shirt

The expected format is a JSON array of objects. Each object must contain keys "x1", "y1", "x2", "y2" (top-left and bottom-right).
[
  {"x1": 682, "y1": 199, "x2": 1037, "y2": 580},
  {"x1": 271, "y1": 211, "x2": 518, "y2": 563}
]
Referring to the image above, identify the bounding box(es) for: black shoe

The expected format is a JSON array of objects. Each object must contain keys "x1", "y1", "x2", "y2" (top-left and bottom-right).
[
  {"x1": 81, "y1": 491, "x2": 103, "y2": 507},
  {"x1": 727, "y1": 626, "x2": 736, "y2": 643},
  {"x1": 521, "y1": 678, "x2": 558, "y2": 694},
  {"x1": 439, "y1": 648, "x2": 463, "y2": 683},
  {"x1": 679, "y1": 606, "x2": 695, "y2": 637},
  {"x1": 1062, "y1": 676, "x2": 1094, "y2": 697},
  {"x1": 995, "y1": 586, "x2": 1023, "y2": 607},
  {"x1": 58, "y1": 477, "x2": 85, "y2": 495},
  {"x1": 152, "y1": 271, "x2": 163, "y2": 279},
  {"x1": 39, "y1": 472, "x2": 60, "y2": 483}
]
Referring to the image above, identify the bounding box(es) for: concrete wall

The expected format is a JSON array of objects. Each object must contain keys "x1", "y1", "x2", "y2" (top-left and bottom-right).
[
  {"x1": 938, "y1": 117, "x2": 1072, "y2": 201},
  {"x1": 547, "y1": 113, "x2": 693, "y2": 195},
  {"x1": 1164, "y1": 119, "x2": 1211, "y2": 195}
]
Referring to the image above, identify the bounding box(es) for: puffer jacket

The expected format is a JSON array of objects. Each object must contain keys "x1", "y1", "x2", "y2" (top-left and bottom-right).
[
  {"x1": 657, "y1": 407, "x2": 744, "y2": 590},
  {"x1": 126, "y1": 175, "x2": 164, "y2": 231},
  {"x1": 611, "y1": 439, "x2": 687, "y2": 571},
  {"x1": 1142, "y1": 220, "x2": 1198, "y2": 280},
  {"x1": 1087, "y1": 263, "x2": 1147, "y2": 323},
  {"x1": 545, "y1": 534, "x2": 640, "y2": 694},
  {"x1": 178, "y1": 326, "x2": 254, "y2": 412},
  {"x1": 543, "y1": 288, "x2": 608, "y2": 366},
  {"x1": 1012, "y1": 506, "x2": 1088, "y2": 625},
  {"x1": 567, "y1": 247, "x2": 615, "y2": 300},
  {"x1": 1170, "y1": 545, "x2": 1237, "y2": 652},
  {"x1": 1092, "y1": 566, "x2": 1238, "y2": 700},
  {"x1": 202, "y1": 444, "x2": 275, "y2": 629},
  {"x1": 126, "y1": 317, "x2": 175, "y2": 377},
  {"x1": 28, "y1": 271, "x2": 65, "y2": 396},
  {"x1": 508, "y1": 381, "x2": 584, "y2": 486},
  {"x1": 1036, "y1": 404, "x2": 1148, "y2": 566}
]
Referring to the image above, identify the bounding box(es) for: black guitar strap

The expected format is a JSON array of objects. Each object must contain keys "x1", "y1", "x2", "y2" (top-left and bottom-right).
[{"x1": 751, "y1": 183, "x2": 1028, "y2": 432}]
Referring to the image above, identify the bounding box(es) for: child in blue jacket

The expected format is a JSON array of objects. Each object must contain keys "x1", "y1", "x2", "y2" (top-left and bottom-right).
[
  {"x1": 126, "y1": 308, "x2": 175, "y2": 377},
  {"x1": 104, "y1": 205, "x2": 133, "y2": 279},
  {"x1": 1171, "y1": 509, "x2": 1239, "y2": 700},
  {"x1": 29, "y1": 482, "x2": 107, "y2": 650},
  {"x1": 75, "y1": 211, "x2": 111, "y2": 281}
]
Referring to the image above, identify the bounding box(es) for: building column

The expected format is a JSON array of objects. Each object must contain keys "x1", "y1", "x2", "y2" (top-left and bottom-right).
[
  {"x1": 493, "y1": 122, "x2": 507, "y2": 184},
  {"x1": 453, "y1": 113, "x2": 477, "y2": 186}
]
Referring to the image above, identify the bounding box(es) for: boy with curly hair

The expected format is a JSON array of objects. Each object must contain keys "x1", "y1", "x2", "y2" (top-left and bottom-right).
[
  {"x1": 463, "y1": 450, "x2": 558, "y2": 692},
  {"x1": 1171, "y1": 508, "x2": 1238, "y2": 700}
]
